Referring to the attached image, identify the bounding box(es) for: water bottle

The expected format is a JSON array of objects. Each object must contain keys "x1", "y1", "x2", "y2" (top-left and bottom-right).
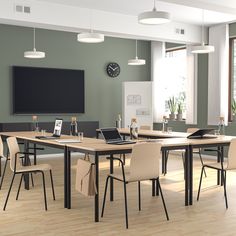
[
  {"x1": 70, "y1": 117, "x2": 78, "y2": 136},
  {"x1": 116, "y1": 114, "x2": 122, "y2": 129},
  {"x1": 130, "y1": 118, "x2": 138, "y2": 139},
  {"x1": 32, "y1": 115, "x2": 39, "y2": 132},
  {"x1": 218, "y1": 116, "x2": 225, "y2": 135},
  {"x1": 162, "y1": 116, "x2": 168, "y2": 132}
]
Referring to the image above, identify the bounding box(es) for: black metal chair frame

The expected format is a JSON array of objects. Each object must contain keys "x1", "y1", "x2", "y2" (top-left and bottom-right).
[
  {"x1": 3, "y1": 151, "x2": 55, "y2": 211},
  {"x1": 0, "y1": 144, "x2": 44, "y2": 190},
  {"x1": 197, "y1": 149, "x2": 228, "y2": 208},
  {"x1": 101, "y1": 157, "x2": 169, "y2": 229}
]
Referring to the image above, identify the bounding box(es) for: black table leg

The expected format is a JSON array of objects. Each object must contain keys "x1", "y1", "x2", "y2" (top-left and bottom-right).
[
  {"x1": 184, "y1": 146, "x2": 189, "y2": 206},
  {"x1": 110, "y1": 154, "x2": 114, "y2": 201},
  {"x1": 33, "y1": 143, "x2": 37, "y2": 165},
  {"x1": 162, "y1": 150, "x2": 165, "y2": 174},
  {"x1": 24, "y1": 141, "x2": 30, "y2": 190},
  {"x1": 189, "y1": 146, "x2": 193, "y2": 205},
  {"x1": 95, "y1": 153, "x2": 99, "y2": 222},
  {"x1": 64, "y1": 146, "x2": 68, "y2": 208},
  {"x1": 217, "y1": 146, "x2": 221, "y2": 185},
  {"x1": 152, "y1": 179, "x2": 156, "y2": 196},
  {"x1": 67, "y1": 149, "x2": 71, "y2": 209}
]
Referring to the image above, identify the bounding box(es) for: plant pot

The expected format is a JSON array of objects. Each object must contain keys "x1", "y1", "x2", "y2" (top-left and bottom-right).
[
  {"x1": 169, "y1": 113, "x2": 175, "y2": 121},
  {"x1": 176, "y1": 113, "x2": 183, "y2": 121}
]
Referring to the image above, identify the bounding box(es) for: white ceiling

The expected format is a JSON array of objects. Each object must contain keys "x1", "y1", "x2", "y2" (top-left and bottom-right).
[{"x1": 36, "y1": 0, "x2": 236, "y2": 25}]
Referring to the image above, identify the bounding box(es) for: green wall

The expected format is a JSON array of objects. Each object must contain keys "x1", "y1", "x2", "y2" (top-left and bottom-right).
[{"x1": 0, "y1": 24, "x2": 150, "y2": 127}]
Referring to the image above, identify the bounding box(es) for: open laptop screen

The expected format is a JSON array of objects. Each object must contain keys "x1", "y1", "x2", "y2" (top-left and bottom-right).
[
  {"x1": 53, "y1": 119, "x2": 63, "y2": 137},
  {"x1": 100, "y1": 128, "x2": 122, "y2": 142},
  {"x1": 187, "y1": 128, "x2": 215, "y2": 139}
]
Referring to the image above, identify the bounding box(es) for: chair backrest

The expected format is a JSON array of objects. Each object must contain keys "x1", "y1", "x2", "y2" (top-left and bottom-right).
[
  {"x1": 6, "y1": 137, "x2": 22, "y2": 172},
  {"x1": 227, "y1": 139, "x2": 236, "y2": 169},
  {"x1": 129, "y1": 142, "x2": 162, "y2": 182},
  {"x1": 0, "y1": 136, "x2": 4, "y2": 157},
  {"x1": 139, "y1": 125, "x2": 151, "y2": 130},
  {"x1": 187, "y1": 128, "x2": 199, "y2": 134}
]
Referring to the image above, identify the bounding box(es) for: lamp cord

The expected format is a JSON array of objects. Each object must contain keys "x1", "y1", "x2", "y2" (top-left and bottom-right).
[
  {"x1": 201, "y1": 9, "x2": 205, "y2": 46},
  {"x1": 33, "y1": 28, "x2": 36, "y2": 51}
]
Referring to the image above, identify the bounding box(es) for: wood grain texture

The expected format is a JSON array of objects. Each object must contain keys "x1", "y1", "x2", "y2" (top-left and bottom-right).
[{"x1": 0, "y1": 153, "x2": 236, "y2": 235}]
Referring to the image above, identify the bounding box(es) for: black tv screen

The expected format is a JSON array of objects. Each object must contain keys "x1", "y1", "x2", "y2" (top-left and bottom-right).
[{"x1": 12, "y1": 66, "x2": 85, "y2": 114}]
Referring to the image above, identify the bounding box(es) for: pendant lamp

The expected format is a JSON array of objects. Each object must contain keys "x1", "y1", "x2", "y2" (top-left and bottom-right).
[
  {"x1": 138, "y1": 0, "x2": 170, "y2": 25},
  {"x1": 191, "y1": 10, "x2": 214, "y2": 54},
  {"x1": 24, "y1": 28, "x2": 45, "y2": 58},
  {"x1": 128, "y1": 40, "x2": 146, "y2": 65},
  {"x1": 77, "y1": 10, "x2": 104, "y2": 43}
]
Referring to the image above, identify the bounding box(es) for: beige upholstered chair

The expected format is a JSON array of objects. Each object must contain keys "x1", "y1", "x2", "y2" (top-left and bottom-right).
[
  {"x1": 101, "y1": 142, "x2": 169, "y2": 229},
  {"x1": 3, "y1": 137, "x2": 55, "y2": 211},
  {"x1": 197, "y1": 138, "x2": 236, "y2": 208},
  {"x1": 0, "y1": 136, "x2": 34, "y2": 190}
]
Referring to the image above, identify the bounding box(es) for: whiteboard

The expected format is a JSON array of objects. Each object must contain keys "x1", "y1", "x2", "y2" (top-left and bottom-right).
[{"x1": 122, "y1": 82, "x2": 153, "y2": 129}]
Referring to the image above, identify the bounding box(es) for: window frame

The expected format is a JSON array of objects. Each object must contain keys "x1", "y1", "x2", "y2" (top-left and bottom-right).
[{"x1": 228, "y1": 37, "x2": 236, "y2": 122}]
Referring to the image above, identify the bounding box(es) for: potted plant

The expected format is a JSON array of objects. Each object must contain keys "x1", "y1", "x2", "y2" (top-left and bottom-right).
[
  {"x1": 232, "y1": 99, "x2": 236, "y2": 122},
  {"x1": 167, "y1": 96, "x2": 177, "y2": 120},
  {"x1": 176, "y1": 102, "x2": 183, "y2": 121}
]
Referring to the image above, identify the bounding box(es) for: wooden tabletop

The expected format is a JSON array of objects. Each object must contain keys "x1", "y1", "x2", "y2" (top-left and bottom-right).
[{"x1": 1, "y1": 131, "x2": 235, "y2": 153}]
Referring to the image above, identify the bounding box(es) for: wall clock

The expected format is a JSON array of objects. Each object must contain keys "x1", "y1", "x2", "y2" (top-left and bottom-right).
[{"x1": 106, "y1": 62, "x2": 120, "y2": 78}]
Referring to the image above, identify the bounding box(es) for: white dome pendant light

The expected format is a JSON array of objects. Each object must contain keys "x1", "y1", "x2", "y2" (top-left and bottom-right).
[
  {"x1": 191, "y1": 9, "x2": 214, "y2": 54},
  {"x1": 77, "y1": 10, "x2": 104, "y2": 43},
  {"x1": 24, "y1": 28, "x2": 45, "y2": 59},
  {"x1": 128, "y1": 40, "x2": 146, "y2": 65},
  {"x1": 138, "y1": 0, "x2": 170, "y2": 25}
]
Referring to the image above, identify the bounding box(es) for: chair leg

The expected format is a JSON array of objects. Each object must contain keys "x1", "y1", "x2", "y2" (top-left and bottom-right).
[
  {"x1": 197, "y1": 166, "x2": 205, "y2": 201},
  {"x1": 157, "y1": 178, "x2": 169, "y2": 221},
  {"x1": 49, "y1": 170, "x2": 56, "y2": 200},
  {"x1": 41, "y1": 171, "x2": 48, "y2": 211},
  {"x1": 0, "y1": 156, "x2": 2, "y2": 177},
  {"x1": 0, "y1": 158, "x2": 8, "y2": 190},
  {"x1": 138, "y1": 181, "x2": 141, "y2": 211},
  {"x1": 16, "y1": 174, "x2": 24, "y2": 200},
  {"x1": 123, "y1": 182, "x2": 129, "y2": 229},
  {"x1": 222, "y1": 170, "x2": 228, "y2": 209},
  {"x1": 3, "y1": 173, "x2": 16, "y2": 210},
  {"x1": 101, "y1": 176, "x2": 110, "y2": 217},
  {"x1": 198, "y1": 150, "x2": 207, "y2": 177}
]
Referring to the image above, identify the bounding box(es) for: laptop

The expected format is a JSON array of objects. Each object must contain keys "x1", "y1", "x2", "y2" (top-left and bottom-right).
[
  {"x1": 100, "y1": 127, "x2": 136, "y2": 145},
  {"x1": 36, "y1": 118, "x2": 63, "y2": 139},
  {"x1": 187, "y1": 128, "x2": 216, "y2": 139}
]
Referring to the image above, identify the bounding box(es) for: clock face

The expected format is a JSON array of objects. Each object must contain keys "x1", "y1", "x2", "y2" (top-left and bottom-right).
[{"x1": 106, "y1": 62, "x2": 120, "y2": 78}]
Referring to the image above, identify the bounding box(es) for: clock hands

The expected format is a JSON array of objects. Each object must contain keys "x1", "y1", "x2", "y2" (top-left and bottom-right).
[{"x1": 109, "y1": 65, "x2": 115, "y2": 71}]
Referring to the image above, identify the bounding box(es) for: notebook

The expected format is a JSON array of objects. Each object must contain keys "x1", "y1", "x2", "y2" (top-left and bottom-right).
[
  {"x1": 100, "y1": 127, "x2": 136, "y2": 145},
  {"x1": 187, "y1": 128, "x2": 216, "y2": 139},
  {"x1": 36, "y1": 118, "x2": 63, "y2": 139}
]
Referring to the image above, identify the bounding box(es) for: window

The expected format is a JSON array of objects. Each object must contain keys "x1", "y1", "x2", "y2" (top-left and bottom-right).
[
  {"x1": 229, "y1": 37, "x2": 236, "y2": 121},
  {"x1": 163, "y1": 48, "x2": 187, "y2": 118}
]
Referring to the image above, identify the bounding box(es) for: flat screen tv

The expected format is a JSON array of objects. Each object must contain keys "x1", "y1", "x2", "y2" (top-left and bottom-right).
[{"x1": 12, "y1": 66, "x2": 85, "y2": 114}]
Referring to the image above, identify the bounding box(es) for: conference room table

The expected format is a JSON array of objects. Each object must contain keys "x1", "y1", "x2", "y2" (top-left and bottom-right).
[{"x1": 0, "y1": 131, "x2": 235, "y2": 223}]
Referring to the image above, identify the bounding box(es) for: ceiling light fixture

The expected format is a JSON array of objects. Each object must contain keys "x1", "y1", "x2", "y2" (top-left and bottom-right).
[
  {"x1": 77, "y1": 30, "x2": 104, "y2": 43},
  {"x1": 24, "y1": 28, "x2": 45, "y2": 59},
  {"x1": 128, "y1": 40, "x2": 146, "y2": 65},
  {"x1": 77, "y1": 10, "x2": 104, "y2": 43},
  {"x1": 191, "y1": 9, "x2": 214, "y2": 54},
  {"x1": 138, "y1": 0, "x2": 170, "y2": 25}
]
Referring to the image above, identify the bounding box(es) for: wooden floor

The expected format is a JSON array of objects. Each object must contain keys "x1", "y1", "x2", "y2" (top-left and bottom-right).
[{"x1": 0, "y1": 153, "x2": 236, "y2": 236}]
